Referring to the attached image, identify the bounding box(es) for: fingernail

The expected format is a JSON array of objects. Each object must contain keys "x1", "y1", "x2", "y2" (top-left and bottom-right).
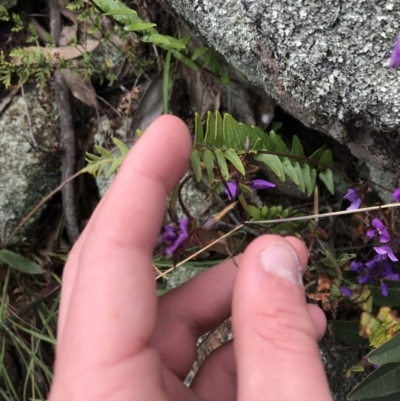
[{"x1": 259, "y1": 242, "x2": 303, "y2": 285}]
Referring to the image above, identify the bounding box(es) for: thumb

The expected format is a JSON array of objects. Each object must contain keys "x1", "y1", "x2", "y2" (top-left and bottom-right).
[{"x1": 232, "y1": 235, "x2": 332, "y2": 401}]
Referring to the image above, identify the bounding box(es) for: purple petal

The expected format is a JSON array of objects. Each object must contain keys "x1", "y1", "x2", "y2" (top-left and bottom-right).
[
  {"x1": 358, "y1": 275, "x2": 370, "y2": 284},
  {"x1": 340, "y1": 285, "x2": 353, "y2": 297},
  {"x1": 380, "y1": 229, "x2": 391, "y2": 244},
  {"x1": 350, "y1": 261, "x2": 364, "y2": 272},
  {"x1": 380, "y1": 281, "x2": 389, "y2": 297},
  {"x1": 343, "y1": 189, "x2": 358, "y2": 202},
  {"x1": 165, "y1": 218, "x2": 189, "y2": 256},
  {"x1": 224, "y1": 181, "x2": 238, "y2": 200},
  {"x1": 366, "y1": 229, "x2": 376, "y2": 239},
  {"x1": 389, "y1": 36, "x2": 400, "y2": 68},
  {"x1": 252, "y1": 179, "x2": 276, "y2": 190},
  {"x1": 162, "y1": 224, "x2": 178, "y2": 242},
  {"x1": 372, "y1": 218, "x2": 385, "y2": 231},
  {"x1": 386, "y1": 273, "x2": 400, "y2": 281},
  {"x1": 393, "y1": 187, "x2": 400, "y2": 202},
  {"x1": 374, "y1": 246, "x2": 399, "y2": 262},
  {"x1": 347, "y1": 197, "x2": 362, "y2": 211}
]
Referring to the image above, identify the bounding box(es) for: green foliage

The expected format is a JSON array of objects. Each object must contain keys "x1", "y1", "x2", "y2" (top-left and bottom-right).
[
  {"x1": 83, "y1": 138, "x2": 130, "y2": 178},
  {"x1": 248, "y1": 204, "x2": 304, "y2": 234},
  {"x1": 348, "y1": 363, "x2": 400, "y2": 400},
  {"x1": 0, "y1": 250, "x2": 44, "y2": 274},
  {"x1": 191, "y1": 111, "x2": 334, "y2": 197},
  {"x1": 10, "y1": 13, "x2": 23, "y2": 32},
  {"x1": 66, "y1": 0, "x2": 84, "y2": 10},
  {"x1": 0, "y1": 6, "x2": 9, "y2": 21}
]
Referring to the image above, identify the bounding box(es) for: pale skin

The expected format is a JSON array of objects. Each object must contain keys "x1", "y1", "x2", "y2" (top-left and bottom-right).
[{"x1": 49, "y1": 115, "x2": 333, "y2": 401}]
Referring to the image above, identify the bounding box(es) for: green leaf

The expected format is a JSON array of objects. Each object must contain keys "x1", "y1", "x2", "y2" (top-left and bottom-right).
[
  {"x1": 204, "y1": 111, "x2": 216, "y2": 146},
  {"x1": 270, "y1": 131, "x2": 289, "y2": 153},
  {"x1": 309, "y1": 147, "x2": 325, "y2": 161},
  {"x1": 219, "y1": 73, "x2": 231, "y2": 87},
  {"x1": 142, "y1": 33, "x2": 169, "y2": 45},
  {"x1": 319, "y1": 149, "x2": 333, "y2": 166},
  {"x1": 180, "y1": 34, "x2": 192, "y2": 46},
  {"x1": 301, "y1": 163, "x2": 313, "y2": 196},
  {"x1": 248, "y1": 205, "x2": 261, "y2": 220},
  {"x1": 332, "y1": 321, "x2": 369, "y2": 346},
  {"x1": 292, "y1": 161, "x2": 305, "y2": 192},
  {"x1": 369, "y1": 332, "x2": 400, "y2": 365},
  {"x1": 254, "y1": 154, "x2": 285, "y2": 181},
  {"x1": 112, "y1": 137, "x2": 129, "y2": 157},
  {"x1": 291, "y1": 135, "x2": 304, "y2": 157},
  {"x1": 190, "y1": 150, "x2": 202, "y2": 182},
  {"x1": 170, "y1": 49, "x2": 199, "y2": 70},
  {"x1": 191, "y1": 47, "x2": 208, "y2": 61},
  {"x1": 223, "y1": 113, "x2": 246, "y2": 149},
  {"x1": 223, "y1": 148, "x2": 245, "y2": 175},
  {"x1": 194, "y1": 113, "x2": 204, "y2": 144},
  {"x1": 319, "y1": 169, "x2": 334, "y2": 195},
  {"x1": 202, "y1": 150, "x2": 215, "y2": 183},
  {"x1": 214, "y1": 111, "x2": 224, "y2": 148},
  {"x1": 92, "y1": 0, "x2": 139, "y2": 25},
  {"x1": 125, "y1": 22, "x2": 156, "y2": 31},
  {"x1": 355, "y1": 392, "x2": 400, "y2": 401},
  {"x1": 347, "y1": 363, "x2": 400, "y2": 400},
  {"x1": 215, "y1": 149, "x2": 229, "y2": 180},
  {"x1": 0, "y1": 250, "x2": 45, "y2": 274},
  {"x1": 142, "y1": 34, "x2": 186, "y2": 50},
  {"x1": 282, "y1": 159, "x2": 299, "y2": 186}
]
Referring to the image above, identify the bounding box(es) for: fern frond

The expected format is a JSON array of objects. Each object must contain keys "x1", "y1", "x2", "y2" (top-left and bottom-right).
[
  {"x1": 192, "y1": 111, "x2": 335, "y2": 197},
  {"x1": 83, "y1": 140, "x2": 128, "y2": 178}
]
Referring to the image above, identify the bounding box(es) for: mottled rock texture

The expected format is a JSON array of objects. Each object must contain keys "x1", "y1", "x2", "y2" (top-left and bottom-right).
[
  {"x1": 161, "y1": 0, "x2": 400, "y2": 173},
  {"x1": 0, "y1": 89, "x2": 60, "y2": 244}
]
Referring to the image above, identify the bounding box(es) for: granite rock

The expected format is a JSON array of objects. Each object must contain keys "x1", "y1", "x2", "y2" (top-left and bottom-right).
[
  {"x1": 0, "y1": 88, "x2": 60, "y2": 244},
  {"x1": 160, "y1": 0, "x2": 400, "y2": 174}
]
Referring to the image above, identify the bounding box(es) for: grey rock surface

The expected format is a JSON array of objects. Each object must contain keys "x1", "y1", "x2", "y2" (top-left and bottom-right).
[
  {"x1": 0, "y1": 0, "x2": 18, "y2": 8},
  {"x1": 161, "y1": 0, "x2": 400, "y2": 174},
  {"x1": 0, "y1": 89, "x2": 60, "y2": 244}
]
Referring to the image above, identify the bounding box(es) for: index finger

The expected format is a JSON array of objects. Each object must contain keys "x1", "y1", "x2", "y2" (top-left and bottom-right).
[{"x1": 56, "y1": 115, "x2": 191, "y2": 361}]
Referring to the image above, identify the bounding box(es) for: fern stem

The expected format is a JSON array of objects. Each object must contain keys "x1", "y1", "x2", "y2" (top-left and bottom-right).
[{"x1": 163, "y1": 50, "x2": 172, "y2": 114}]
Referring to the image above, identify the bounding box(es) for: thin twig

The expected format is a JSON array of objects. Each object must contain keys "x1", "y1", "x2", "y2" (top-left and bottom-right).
[
  {"x1": 21, "y1": 84, "x2": 37, "y2": 147},
  {"x1": 247, "y1": 202, "x2": 400, "y2": 225},
  {"x1": 5, "y1": 171, "x2": 82, "y2": 245},
  {"x1": 155, "y1": 224, "x2": 244, "y2": 280},
  {"x1": 51, "y1": 0, "x2": 80, "y2": 244}
]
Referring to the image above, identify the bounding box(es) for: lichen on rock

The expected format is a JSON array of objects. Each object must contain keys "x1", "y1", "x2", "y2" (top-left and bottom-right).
[
  {"x1": 0, "y1": 88, "x2": 60, "y2": 244},
  {"x1": 161, "y1": 0, "x2": 400, "y2": 173}
]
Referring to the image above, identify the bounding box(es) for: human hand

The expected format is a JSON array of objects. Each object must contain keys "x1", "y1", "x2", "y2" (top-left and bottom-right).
[{"x1": 49, "y1": 115, "x2": 333, "y2": 401}]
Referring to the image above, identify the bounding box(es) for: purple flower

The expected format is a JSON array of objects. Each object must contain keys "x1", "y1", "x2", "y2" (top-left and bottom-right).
[
  {"x1": 343, "y1": 189, "x2": 362, "y2": 210},
  {"x1": 380, "y1": 281, "x2": 389, "y2": 297},
  {"x1": 340, "y1": 285, "x2": 353, "y2": 297},
  {"x1": 358, "y1": 275, "x2": 370, "y2": 284},
  {"x1": 252, "y1": 179, "x2": 276, "y2": 190},
  {"x1": 366, "y1": 218, "x2": 391, "y2": 243},
  {"x1": 365, "y1": 255, "x2": 383, "y2": 270},
  {"x1": 389, "y1": 36, "x2": 400, "y2": 68},
  {"x1": 393, "y1": 187, "x2": 400, "y2": 201},
  {"x1": 350, "y1": 260, "x2": 364, "y2": 272},
  {"x1": 374, "y1": 245, "x2": 398, "y2": 262},
  {"x1": 224, "y1": 181, "x2": 238, "y2": 200},
  {"x1": 164, "y1": 218, "x2": 189, "y2": 256}
]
